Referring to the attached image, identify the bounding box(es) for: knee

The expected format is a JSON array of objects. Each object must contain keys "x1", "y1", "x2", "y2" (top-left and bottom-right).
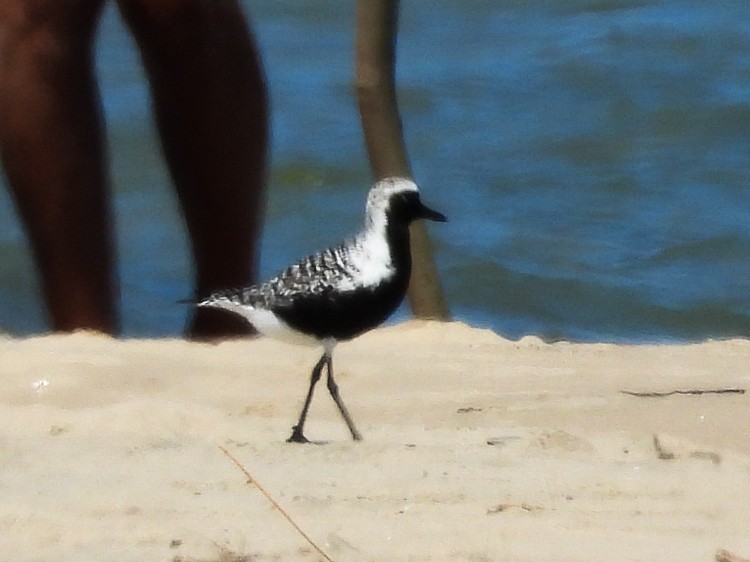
[
  {"x1": 117, "y1": 0, "x2": 244, "y2": 29},
  {"x1": 0, "y1": 0, "x2": 103, "y2": 46}
]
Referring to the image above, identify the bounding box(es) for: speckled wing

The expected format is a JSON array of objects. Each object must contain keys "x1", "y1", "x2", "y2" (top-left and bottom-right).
[
  {"x1": 260, "y1": 242, "x2": 358, "y2": 309},
  {"x1": 201, "y1": 240, "x2": 360, "y2": 312}
]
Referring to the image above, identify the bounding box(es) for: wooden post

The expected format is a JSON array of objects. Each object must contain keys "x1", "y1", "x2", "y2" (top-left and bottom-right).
[{"x1": 354, "y1": 0, "x2": 450, "y2": 320}]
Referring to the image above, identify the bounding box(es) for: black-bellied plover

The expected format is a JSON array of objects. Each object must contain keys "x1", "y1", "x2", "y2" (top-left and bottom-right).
[{"x1": 195, "y1": 177, "x2": 446, "y2": 443}]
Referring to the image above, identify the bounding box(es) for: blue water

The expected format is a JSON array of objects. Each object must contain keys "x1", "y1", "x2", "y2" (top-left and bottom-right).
[{"x1": 2, "y1": 0, "x2": 750, "y2": 342}]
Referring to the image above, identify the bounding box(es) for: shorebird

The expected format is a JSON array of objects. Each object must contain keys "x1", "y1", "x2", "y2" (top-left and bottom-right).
[{"x1": 195, "y1": 177, "x2": 446, "y2": 443}]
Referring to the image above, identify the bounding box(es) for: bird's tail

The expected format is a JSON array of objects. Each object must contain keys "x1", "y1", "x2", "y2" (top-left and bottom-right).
[
  {"x1": 176, "y1": 292, "x2": 227, "y2": 307},
  {"x1": 188, "y1": 288, "x2": 249, "y2": 310}
]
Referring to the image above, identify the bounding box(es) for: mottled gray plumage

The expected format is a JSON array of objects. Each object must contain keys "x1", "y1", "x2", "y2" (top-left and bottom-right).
[{"x1": 205, "y1": 239, "x2": 365, "y2": 310}]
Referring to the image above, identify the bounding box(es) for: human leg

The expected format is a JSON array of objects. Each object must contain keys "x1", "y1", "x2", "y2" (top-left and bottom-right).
[
  {"x1": 117, "y1": 0, "x2": 269, "y2": 339},
  {"x1": 0, "y1": 0, "x2": 117, "y2": 333}
]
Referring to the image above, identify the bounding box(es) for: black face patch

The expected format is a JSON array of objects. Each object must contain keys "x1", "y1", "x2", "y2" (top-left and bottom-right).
[{"x1": 386, "y1": 191, "x2": 423, "y2": 225}]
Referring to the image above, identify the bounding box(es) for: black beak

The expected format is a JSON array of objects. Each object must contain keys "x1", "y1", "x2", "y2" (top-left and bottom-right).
[{"x1": 418, "y1": 201, "x2": 447, "y2": 222}]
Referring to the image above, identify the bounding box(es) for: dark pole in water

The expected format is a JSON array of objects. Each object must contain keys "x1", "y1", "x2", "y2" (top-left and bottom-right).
[{"x1": 354, "y1": 0, "x2": 450, "y2": 321}]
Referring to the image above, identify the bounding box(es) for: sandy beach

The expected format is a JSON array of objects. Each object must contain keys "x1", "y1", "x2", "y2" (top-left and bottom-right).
[{"x1": 1, "y1": 321, "x2": 749, "y2": 561}]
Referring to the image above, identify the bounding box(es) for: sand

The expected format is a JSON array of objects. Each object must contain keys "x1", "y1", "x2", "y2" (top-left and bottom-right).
[{"x1": 1, "y1": 320, "x2": 749, "y2": 562}]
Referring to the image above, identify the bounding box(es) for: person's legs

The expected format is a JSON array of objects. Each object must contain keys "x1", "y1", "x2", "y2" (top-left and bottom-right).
[
  {"x1": 117, "y1": 0, "x2": 269, "y2": 339},
  {"x1": 0, "y1": 0, "x2": 117, "y2": 334}
]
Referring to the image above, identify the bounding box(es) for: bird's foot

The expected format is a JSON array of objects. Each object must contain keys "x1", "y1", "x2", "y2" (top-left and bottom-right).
[{"x1": 286, "y1": 426, "x2": 310, "y2": 444}]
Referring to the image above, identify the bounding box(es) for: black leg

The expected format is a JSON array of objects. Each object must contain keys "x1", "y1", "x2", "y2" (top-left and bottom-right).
[
  {"x1": 325, "y1": 355, "x2": 362, "y2": 441},
  {"x1": 287, "y1": 352, "x2": 327, "y2": 443}
]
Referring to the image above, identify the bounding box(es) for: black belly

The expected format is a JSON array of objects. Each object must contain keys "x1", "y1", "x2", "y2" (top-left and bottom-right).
[{"x1": 273, "y1": 277, "x2": 408, "y2": 341}]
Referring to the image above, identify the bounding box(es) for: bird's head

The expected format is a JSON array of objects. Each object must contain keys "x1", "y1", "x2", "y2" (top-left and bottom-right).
[{"x1": 365, "y1": 177, "x2": 447, "y2": 229}]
